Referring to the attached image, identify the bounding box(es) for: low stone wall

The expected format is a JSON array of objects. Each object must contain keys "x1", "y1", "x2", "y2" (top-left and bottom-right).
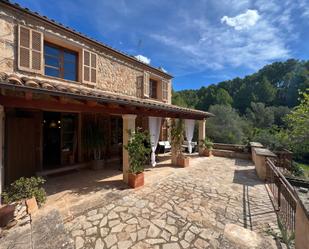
[
  {"x1": 252, "y1": 148, "x2": 277, "y2": 181},
  {"x1": 250, "y1": 142, "x2": 264, "y2": 164},
  {"x1": 212, "y1": 149, "x2": 251, "y2": 160},
  {"x1": 213, "y1": 143, "x2": 248, "y2": 153}
]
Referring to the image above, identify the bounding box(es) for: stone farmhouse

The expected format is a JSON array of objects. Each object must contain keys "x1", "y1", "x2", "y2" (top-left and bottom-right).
[{"x1": 0, "y1": 0, "x2": 212, "y2": 197}]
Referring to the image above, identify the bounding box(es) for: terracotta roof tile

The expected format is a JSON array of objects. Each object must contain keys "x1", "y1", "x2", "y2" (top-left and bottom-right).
[{"x1": 0, "y1": 72, "x2": 213, "y2": 118}]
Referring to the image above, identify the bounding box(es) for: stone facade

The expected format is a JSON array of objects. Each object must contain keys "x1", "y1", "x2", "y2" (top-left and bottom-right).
[
  {"x1": 0, "y1": 18, "x2": 15, "y2": 75},
  {"x1": 0, "y1": 5, "x2": 172, "y2": 103}
]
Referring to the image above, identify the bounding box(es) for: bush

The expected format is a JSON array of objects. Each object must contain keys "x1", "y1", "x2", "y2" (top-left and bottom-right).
[
  {"x1": 124, "y1": 129, "x2": 151, "y2": 174},
  {"x1": 252, "y1": 127, "x2": 289, "y2": 151},
  {"x1": 291, "y1": 162, "x2": 305, "y2": 177},
  {"x1": 207, "y1": 105, "x2": 247, "y2": 144},
  {"x1": 2, "y1": 176, "x2": 46, "y2": 205},
  {"x1": 200, "y1": 137, "x2": 213, "y2": 150}
]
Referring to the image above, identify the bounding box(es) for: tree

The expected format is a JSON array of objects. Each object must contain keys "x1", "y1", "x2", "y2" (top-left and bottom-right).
[
  {"x1": 207, "y1": 105, "x2": 248, "y2": 144},
  {"x1": 172, "y1": 90, "x2": 188, "y2": 107},
  {"x1": 215, "y1": 88, "x2": 233, "y2": 106},
  {"x1": 284, "y1": 90, "x2": 309, "y2": 159},
  {"x1": 253, "y1": 77, "x2": 277, "y2": 104},
  {"x1": 246, "y1": 102, "x2": 274, "y2": 128},
  {"x1": 271, "y1": 106, "x2": 291, "y2": 127}
]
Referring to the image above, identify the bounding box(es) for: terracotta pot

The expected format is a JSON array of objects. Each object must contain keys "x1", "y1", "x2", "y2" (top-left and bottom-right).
[
  {"x1": 128, "y1": 172, "x2": 144, "y2": 188},
  {"x1": 0, "y1": 204, "x2": 15, "y2": 227},
  {"x1": 203, "y1": 149, "x2": 212, "y2": 157},
  {"x1": 177, "y1": 156, "x2": 190, "y2": 167},
  {"x1": 171, "y1": 155, "x2": 178, "y2": 165}
]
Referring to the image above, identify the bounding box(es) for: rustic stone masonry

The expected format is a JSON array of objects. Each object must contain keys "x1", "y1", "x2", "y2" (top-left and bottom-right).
[{"x1": 0, "y1": 6, "x2": 172, "y2": 103}]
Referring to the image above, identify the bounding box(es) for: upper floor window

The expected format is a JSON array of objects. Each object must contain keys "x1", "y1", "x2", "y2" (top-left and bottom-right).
[
  {"x1": 44, "y1": 43, "x2": 78, "y2": 81},
  {"x1": 149, "y1": 79, "x2": 158, "y2": 99}
]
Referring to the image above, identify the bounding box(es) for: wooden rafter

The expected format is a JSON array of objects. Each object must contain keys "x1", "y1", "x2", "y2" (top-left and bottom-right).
[{"x1": 0, "y1": 94, "x2": 205, "y2": 120}]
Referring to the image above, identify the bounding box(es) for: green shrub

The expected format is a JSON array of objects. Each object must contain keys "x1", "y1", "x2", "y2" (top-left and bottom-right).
[
  {"x1": 2, "y1": 176, "x2": 46, "y2": 205},
  {"x1": 200, "y1": 138, "x2": 214, "y2": 150},
  {"x1": 124, "y1": 129, "x2": 151, "y2": 174},
  {"x1": 291, "y1": 162, "x2": 305, "y2": 177}
]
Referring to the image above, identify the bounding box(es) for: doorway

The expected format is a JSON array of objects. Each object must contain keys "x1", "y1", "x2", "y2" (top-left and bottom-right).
[
  {"x1": 43, "y1": 111, "x2": 78, "y2": 169},
  {"x1": 43, "y1": 112, "x2": 61, "y2": 168}
]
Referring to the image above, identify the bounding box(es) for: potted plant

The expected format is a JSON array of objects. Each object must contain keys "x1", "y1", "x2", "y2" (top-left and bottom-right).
[
  {"x1": 84, "y1": 119, "x2": 106, "y2": 170},
  {"x1": 124, "y1": 129, "x2": 151, "y2": 188},
  {"x1": 171, "y1": 119, "x2": 190, "y2": 167},
  {"x1": 1, "y1": 176, "x2": 46, "y2": 225},
  {"x1": 200, "y1": 138, "x2": 214, "y2": 157}
]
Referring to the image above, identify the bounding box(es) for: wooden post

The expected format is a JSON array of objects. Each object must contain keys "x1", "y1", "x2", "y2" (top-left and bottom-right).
[
  {"x1": 198, "y1": 119, "x2": 206, "y2": 155},
  {"x1": 122, "y1": 114, "x2": 136, "y2": 184},
  {"x1": 78, "y1": 113, "x2": 82, "y2": 163},
  {"x1": 0, "y1": 106, "x2": 4, "y2": 205}
]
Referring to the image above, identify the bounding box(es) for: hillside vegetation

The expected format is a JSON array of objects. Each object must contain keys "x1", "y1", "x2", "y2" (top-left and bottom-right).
[{"x1": 172, "y1": 59, "x2": 309, "y2": 163}]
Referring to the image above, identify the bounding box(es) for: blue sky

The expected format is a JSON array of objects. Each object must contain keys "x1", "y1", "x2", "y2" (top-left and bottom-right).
[{"x1": 14, "y1": 0, "x2": 309, "y2": 90}]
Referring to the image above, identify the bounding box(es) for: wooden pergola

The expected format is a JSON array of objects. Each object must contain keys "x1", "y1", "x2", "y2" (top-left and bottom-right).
[{"x1": 0, "y1": 74, "x2": 212, "y2": 188}]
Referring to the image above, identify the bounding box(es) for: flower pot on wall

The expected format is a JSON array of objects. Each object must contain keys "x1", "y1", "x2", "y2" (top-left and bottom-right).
[
  {"x1": 128, "y1": 172, "x2": 144, "y2": 188},
  {"x1": 203, "y1": 149, "x2": 213, "y2": 157}
]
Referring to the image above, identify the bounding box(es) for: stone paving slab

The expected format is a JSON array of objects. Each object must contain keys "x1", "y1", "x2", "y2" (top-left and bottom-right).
[
  {"x1": 65, "y1": 157, "x2": 279, "y2": 249},
  {"x1": 0, "y1": 209, "x2": 73, "y2": 249}
]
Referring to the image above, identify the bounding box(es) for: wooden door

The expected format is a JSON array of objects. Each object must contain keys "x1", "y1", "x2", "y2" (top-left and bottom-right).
[{"x1": 6, "y1": 116, "x2": 37, "y2": 184}]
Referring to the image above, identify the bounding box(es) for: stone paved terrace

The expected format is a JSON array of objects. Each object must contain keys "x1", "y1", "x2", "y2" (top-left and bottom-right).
[{"x1": 65, "y1": 156, "x2": 280, "y2": 249}]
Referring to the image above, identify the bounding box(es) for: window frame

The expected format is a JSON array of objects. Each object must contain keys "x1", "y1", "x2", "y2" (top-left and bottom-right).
[
  {"x1": 44, "y1": 42, "x2": 78, "y2": 82},
  {"x1": 149, "y1": 78, "x2": 158, "y2": 99}
]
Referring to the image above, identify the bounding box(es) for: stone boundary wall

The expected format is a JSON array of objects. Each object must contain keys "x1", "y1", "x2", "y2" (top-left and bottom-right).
[
  {"x1": 213, "y1": 143, "x2": 248, "y2": 152},
  {"x1": 212, "y1": 149, "x2": 251, "y2": 160},
  {"x1": 211, "y1": 143, "x2": 251, "y2": 160}
]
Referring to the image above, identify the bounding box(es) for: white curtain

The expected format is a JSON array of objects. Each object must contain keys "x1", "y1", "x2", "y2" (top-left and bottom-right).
[
  {"x1": 149, "y1": 116, "x2": 162, "y2": 167},
  {"x1": 185, "y1": 119, "x2": 195, "y2": 153}
]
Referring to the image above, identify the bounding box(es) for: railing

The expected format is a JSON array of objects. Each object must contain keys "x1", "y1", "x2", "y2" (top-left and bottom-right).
[{"x1": 266, "y1": 157, "x2": 297, "y2": 233}]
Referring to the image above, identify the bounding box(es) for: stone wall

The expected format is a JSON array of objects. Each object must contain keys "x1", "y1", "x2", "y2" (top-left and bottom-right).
[
  {"x1": 97, "y1": 55, "x2": 142, "y2": 97},
  {"x1": 0, "y1": 6, "x2": 172, "y2": 103},
  {"x1": 0, "y1": 18, "x2": 15, "y2": 74}
]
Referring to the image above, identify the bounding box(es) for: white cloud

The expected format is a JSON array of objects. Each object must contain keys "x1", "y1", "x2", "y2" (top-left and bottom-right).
[
  {"x1": 134, "y1": 55, "x2": 151, "y2": 64},
  {"x1": 221, "y1": 9, "x2": 261, "y2": 30},
  {"x1": 151, "y1": 9, "x2": 290, "y2": 71}
]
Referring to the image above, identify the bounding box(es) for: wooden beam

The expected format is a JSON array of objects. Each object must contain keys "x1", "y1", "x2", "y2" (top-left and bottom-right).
[
  {"x1": 59, "y1": 96, "x2": 69, "y2": 104},
  {"x1": 24, "y1": 91, "x2": 32, "y2": 101},
  {"x1": 107, "y1": 103, "x2": 120, "y2": 109},
  {"x1": 0, "y1": 95, "x2": 125, "y2": 114},
  {"x1": 0, "y1": 95, "x2": 204, "y2": 120},
  {"x1": 86, "y1": 100, "x2": 97, "y2": 107}
]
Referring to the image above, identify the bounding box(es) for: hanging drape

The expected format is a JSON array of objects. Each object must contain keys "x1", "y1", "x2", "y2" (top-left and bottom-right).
[
  {"x1": 185, "y1": 119, "x2": 195, "y2": 153},
  {"x1": 149, "y1": 116, "x2": 162, "y2": 167}
]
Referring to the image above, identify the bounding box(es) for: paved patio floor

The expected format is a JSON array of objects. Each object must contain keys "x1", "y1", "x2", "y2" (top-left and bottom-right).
[{"x1": 65, "y1": 156, "x2": 280, "y2": 249}]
